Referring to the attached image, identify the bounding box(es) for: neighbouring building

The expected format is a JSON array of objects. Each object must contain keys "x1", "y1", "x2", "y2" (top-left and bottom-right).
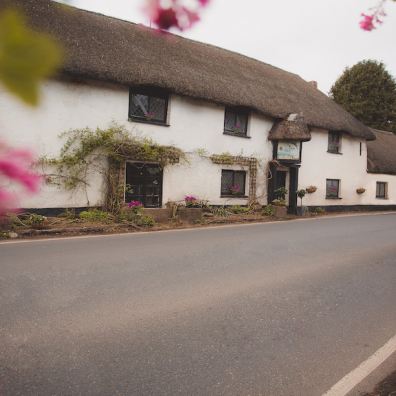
[{"x1": 1, "y1": 0, "x2": 396, "y2": 213}]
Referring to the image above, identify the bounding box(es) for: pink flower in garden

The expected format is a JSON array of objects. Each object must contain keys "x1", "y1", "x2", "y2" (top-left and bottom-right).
[
  {"x1": 184, "y1": 195, "x2": 197, "y2": 202},
  {"x1": 144, "y1": 0, "x2": 210, "y2": 31},
  {"x1": 128, "y1": 200, "x2": 143, "y2": 208}
]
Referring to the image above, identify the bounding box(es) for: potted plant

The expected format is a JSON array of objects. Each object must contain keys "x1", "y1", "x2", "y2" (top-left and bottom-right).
[
  {"x1": 271, "y1": 198, "x2": 288, "y2": 218},
  {"x1": 229, "y1": 184, "x2": 241, "y2": 195},
  {"x1": 306, "y1": 186, "x2": 317, "y2": 194},
  {"x1": 297, "y1": 189, "x2": 306, "y2": 216},
  {"x1": 356, "y1": 188, "x2": 366, "y2": 194}
]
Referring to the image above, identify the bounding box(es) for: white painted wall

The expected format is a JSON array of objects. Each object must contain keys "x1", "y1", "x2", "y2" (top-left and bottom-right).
[
  {"x1": 299, "y1": 129, "x2": 396, "y2": 206},
  {"x1": 0, "y1": 79, "x2": 273, "y2": 208}
]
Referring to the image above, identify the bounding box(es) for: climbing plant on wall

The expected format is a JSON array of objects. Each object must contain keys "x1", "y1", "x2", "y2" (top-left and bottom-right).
[{"x1": 41, "y1": 124, "x2": 186, "y2": 213}]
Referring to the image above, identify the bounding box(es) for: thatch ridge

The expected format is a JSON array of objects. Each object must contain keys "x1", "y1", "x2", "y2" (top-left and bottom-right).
[
  {"x1": 367, "y1": 129, "x2": 396, "y2": 175},
  {"x1": 0, "y1": 0, "x2": 375, "y2": 140}
]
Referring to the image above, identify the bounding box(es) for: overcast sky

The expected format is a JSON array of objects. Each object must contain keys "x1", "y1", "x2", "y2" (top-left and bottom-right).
[{"x1": 71, "y1": 0, "x2": 396, "y2": 94}]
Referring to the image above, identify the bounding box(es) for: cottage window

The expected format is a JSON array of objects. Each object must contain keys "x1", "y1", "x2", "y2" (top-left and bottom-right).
[
  {"x1": 328, "y1": 132, "x2": 342, "y2": 154},
  {"x1": 326, "y1": 179, "x2": 340, "y2": 199},
  {"x1": 376, "y1": 182, "x2": 388, "y2": 199},
  {"x1": 129, "y1": 89, "x2": 168, "y2": 125},
  {"x1": 221, "y1": 170, "x2": 246, "y2": 197},
  {"x1": 224, "y1": 108, "x2": 248, "y2": 137}
]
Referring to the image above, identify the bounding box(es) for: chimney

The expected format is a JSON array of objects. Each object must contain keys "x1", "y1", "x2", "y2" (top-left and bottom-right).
[{"x1": 309, "y1": 81, "x2": 318, "y2": 89}]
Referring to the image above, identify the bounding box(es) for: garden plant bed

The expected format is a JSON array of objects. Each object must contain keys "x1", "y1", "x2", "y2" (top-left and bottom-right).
[{"x1": 0, "y1": 209, "x2": 301, "y2": 240}]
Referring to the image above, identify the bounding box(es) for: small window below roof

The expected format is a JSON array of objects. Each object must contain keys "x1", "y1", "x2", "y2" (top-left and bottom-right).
[
  {"x1": 376, "y1": 182, "x2": 388, "y2": 199},
  {"x1": 129, "y1": 88, "x2": 169, "y2": 125},
  {"x1": 328, "y1": 132, "x2": 342, "y2": 154},
  {"x1": 224, "y1": 108, "x2": 249, "y2": 137}
]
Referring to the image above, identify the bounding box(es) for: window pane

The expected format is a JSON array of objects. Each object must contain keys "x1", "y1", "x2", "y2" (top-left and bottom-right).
[
  {"x1": 224, "y1": 110, "x2": 236, "y2": 132},
  {"x1": 130, "y1": 94, "x2": 149, "y2": 118},
  {"x1": 328, "y1": 132, "x2": 340, "y2": 153},
  {"x1": 376, "y1": 182, "x2": 386, "y2": 198},
  {"x1": 224, "y1": 109, "x2": 248, "y2": 135},
  {"x1": 234, "y1": 171, "x2": 246, "y2": 195},
  {"x1": 148, "y1": 96, "x2": 167, "y2": 122},
  {"x1": 221, "y1": 170, "x2": 233, "y2": 195},
  {"x1": 326, "y1": 179, "x2": 339, "y2": 198}
]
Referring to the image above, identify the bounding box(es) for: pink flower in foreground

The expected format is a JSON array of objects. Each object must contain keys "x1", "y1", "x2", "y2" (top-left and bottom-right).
[
  {"x1": 359, "y1": 13, "x2": 376, "y2": 31},
  {"x1": 145, "y1": 0, "x2": 209, "y2": 31},
  {"x1": 0, "y1": 141, "x2": 41, "y2": 215},
  {"x1": 359, "y1": 0, "x2": 387, "y2": 31}
]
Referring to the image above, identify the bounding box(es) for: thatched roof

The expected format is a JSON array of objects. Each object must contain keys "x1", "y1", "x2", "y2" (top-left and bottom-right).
[
  {"x1": 1, "y1": 0, "x2": 375, "y2": 140},
  {"x1": 268, "y1": 114, "x2": 311, "y2": 142},
  {"x1": 367, "y1": 130, "x2": 396, "y2": 175}
]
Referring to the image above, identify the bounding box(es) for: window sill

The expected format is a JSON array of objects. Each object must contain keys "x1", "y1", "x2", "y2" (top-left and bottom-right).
[
  {"x1": 223, "y1": 131, "x2": 250, "y2": 139},
  {"x1": 221, "y1": 195, "x2": 248, "y2": 199},
  {"x1": 128, "y1": 117, "x2": 170, "y2": 127},
  {"x1": 327, "y1": 150, "x2": 343, "y2": 155},
  {"x1": 326, "y1": 197, "x2": 342, "y2": 200},
  {"x1": 376, "y1": 197, "x2": 388, "y2": 200}
]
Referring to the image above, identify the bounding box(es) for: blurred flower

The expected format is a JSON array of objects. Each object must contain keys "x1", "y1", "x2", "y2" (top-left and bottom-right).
[
  {"x1": 128, "y1": 200, "x2": 143, "y2": 208},
  {"x1": 144, "y1": 0, "x2": 210, "y2": 31},
  {"x1": 0, "y1": 141, "x2": 41, "y2": 215}
]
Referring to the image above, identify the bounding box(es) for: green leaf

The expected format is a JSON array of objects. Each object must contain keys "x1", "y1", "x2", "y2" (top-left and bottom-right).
[{"x1": 0, "y1": 8, "x2": 63, "y2": 105}]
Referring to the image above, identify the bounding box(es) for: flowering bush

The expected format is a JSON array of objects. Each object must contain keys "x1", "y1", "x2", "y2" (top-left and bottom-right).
[
  {"x1": 0, "y1": 142, "x2": 41, "y2": 215},
  {"x1": 128, "y1": 200, "x2": 144, "y2": 214},
  {"x1": 128, "y1": 200, "x2": 143, "y2": 208},
  {"x1": 185, "y1": 195, "x2": 198, "y2": 207},
  {"x1": 144, "y1": 0, "x2": 210, "y2": 31}
]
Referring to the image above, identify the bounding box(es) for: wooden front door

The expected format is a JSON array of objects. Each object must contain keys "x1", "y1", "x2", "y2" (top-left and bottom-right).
[{"x1": 125, "y1": 163, "x2": 163, "y2": 208}]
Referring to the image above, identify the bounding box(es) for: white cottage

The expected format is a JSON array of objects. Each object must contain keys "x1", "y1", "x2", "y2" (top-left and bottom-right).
[{"x1": 1, "y1": 0, "x2": 395, "y2": 214}]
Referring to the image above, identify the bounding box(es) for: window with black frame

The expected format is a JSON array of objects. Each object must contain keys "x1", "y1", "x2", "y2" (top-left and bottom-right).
[
  {"x1": 224, "y1": 108, "x2": 248, "y2": 137},
  {"x1": 328, "y1": 132, "x2": 342, "y2": 154},
  {"x1": 376, "y1": 182, "x2": 388, "y2": 199},
  {"x1": 326, "y1": 179, "x2": 340, "y2": 199},
  {"x1": 129, "y1": 89, "x2": 168, "y2": 125},
  {"x1": 221, "y1": 170, "x2": 246, "y2": 197}
]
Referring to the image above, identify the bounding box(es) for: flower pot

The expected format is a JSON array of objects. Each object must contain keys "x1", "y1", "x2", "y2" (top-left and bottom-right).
[{"x1": 273, "y1": 206, "x2": 287, "y2": 218}]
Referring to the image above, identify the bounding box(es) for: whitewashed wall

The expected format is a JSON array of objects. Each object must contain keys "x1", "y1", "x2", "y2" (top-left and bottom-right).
[
  {"x1": 0, "y1": 79, "x2": 273, "y2": 208},
  {"x1": 299, "y1": 129, "x2": 396, "y2": 206}
]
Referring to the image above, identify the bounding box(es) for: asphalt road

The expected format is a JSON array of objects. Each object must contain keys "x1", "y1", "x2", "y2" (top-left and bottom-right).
[{"x1": 1, "y1": 214, "x2": 395, "y2": 395}]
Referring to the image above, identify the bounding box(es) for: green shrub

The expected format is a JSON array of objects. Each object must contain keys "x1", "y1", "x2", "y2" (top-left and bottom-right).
[
  {"x1": 311, "y1": 207, "x2": 325, "y2": 215},
  {"x1": 26, "y1": 213, "x2": 47, "y2": 226},
  {"x1": 210, "y1": 206, "x2": 232, "y2": 217},
  {"x1": 262, "y1": 205, "x2": 275, "y2": 216},
  {"x1": 135, "y1": 215, "x2": 155, "y2": 227},
  {"x1": 79, "y1": 209, "x2": 110, "y2": 223},
  {"x1": 229, "y1": 205, "x2": 250, "y2": 214},
  {"x1": 117, "y1": 207, "x2": 155, "y2": 227}
]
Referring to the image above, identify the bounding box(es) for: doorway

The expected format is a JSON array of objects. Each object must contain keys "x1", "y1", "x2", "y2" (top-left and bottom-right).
[{"x1": 125, "y1": 162, "x2": 163, "y2": 208}]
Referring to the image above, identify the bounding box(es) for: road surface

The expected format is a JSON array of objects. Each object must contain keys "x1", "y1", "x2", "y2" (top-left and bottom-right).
[{"x1": 1, "y1": 214, "x2": 395, "y2": 395}]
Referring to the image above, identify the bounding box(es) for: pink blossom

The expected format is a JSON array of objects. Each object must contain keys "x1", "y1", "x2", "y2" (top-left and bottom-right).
[
  {"x1": 145, "y1": 0, "x2": 209, "y2": 31},
  {"x1": 184, "y1": 195, "x2": 198, "y2": 202},
  {"x1": 359, "y1": 13, "x2": 376, "y2": 31},
  {"x1": 128, "y1": 200, "x2": 143, "y2": 208},
  {"x1": 0, "y1": 141, "x2": 41, "y2": 216}
]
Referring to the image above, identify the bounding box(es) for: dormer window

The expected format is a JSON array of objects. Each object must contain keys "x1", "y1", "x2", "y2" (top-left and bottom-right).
[
  {"x1": 328, "y1": 132, "x2": 342, "y2": 154},
  {"x1": 224, "y1": 108, "x2": 248, "y2": 137},
  {"x1": 129, "y1": 88, "x2": 169, "y2": 125}
]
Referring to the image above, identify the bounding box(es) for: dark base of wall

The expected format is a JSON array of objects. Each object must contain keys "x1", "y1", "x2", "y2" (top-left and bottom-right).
[
  {"x1": 21, "y1": 207, "x2": 91, "y2": 217},
  {"x1": 307, "y1": 205, "x2": 396, "y2": 213}
]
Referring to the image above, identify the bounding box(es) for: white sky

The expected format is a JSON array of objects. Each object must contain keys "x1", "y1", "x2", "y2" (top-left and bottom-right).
[{"x1": 71, "y1": 0, "x2": 396, "y2": 94}]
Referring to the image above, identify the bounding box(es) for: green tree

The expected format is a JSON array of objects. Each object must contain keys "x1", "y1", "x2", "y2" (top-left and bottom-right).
[{"x1": 330, "y1": 60, "x2": 396, "y2": 133}]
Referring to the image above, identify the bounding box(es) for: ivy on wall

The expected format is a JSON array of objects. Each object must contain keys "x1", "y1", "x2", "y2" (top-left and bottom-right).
[{"x1": 41, "y1": 124, "x2": 186, "y2": 213}]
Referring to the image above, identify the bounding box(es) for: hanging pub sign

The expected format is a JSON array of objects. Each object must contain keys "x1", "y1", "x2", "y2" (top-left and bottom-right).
[{"x1": 277, "y1": 141, "x2": 301, "y2": 161}]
